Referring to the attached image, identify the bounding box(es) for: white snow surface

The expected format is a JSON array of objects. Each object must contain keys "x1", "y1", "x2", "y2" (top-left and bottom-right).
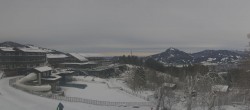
[
  {"x1": 201, "y1": 61, "x2": 218, "y2": 66},
  {"x1": 207, "y1": 58, "x2": 216, "y2": 62},
  {"x1": 0, "y1": 47, "x2": 15, "y2": 51},
  {"x1": 62, "y1": 81, "x2": 146, "y2": 102},
  {"x1": 211, "y1": 85, "x2": 229, "y2": 92},
  {"x1": 69, "y1": 53, "x2": 88, "y2": 62},
  {"x1": 34, "y1": 66, "x2": 52, "y2": 72},
  {"x1": 0, "y1": 77, "x2": 151, "y2": 110},
  {"x1": 28, "y1": 45, "x2": 54, "y2": 53},
  {"x1": 18, "y1": 47, "x2": 47, "y2": 53},
  {"x1": 0, "y1": 77, "x2": 248, "y2": 110},
  {"x1": 46, "y1": 54, "x2": 68, "y2": 58},
  {"x1": 61, "y1": 62, "x2": 97, "y2": 65},
  {"x1": 72, "y1": 76, "x2": 106, "y2": 83},
  {"x1": 73, "y1": 76, "x2": 154, "y2": 101}
]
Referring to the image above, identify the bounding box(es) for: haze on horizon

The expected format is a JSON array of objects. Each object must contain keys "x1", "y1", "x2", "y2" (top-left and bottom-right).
[{"x1": 0, "y1": 0, "x2": 250, "y2": 56}]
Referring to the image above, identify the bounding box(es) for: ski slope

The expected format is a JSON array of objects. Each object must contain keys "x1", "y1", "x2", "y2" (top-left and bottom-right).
[{"x1": 0, "y1": 77, "x2": 151, "y2": 110}]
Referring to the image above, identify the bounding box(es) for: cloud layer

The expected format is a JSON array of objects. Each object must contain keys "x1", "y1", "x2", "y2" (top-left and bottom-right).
[{"x1": 0, "y1": 0, "x2": 249, "y2": 53}]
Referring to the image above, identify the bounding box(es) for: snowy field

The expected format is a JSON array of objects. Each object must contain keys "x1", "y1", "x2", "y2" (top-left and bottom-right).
[
  {"x1": 62, "y1": 81, "x2": 146, "y2": 102},
  {"x1": 0, "y1": 77, "x2": 248, "y2": 110},
  {"x1": 107, "y1": 78, "x2": 155, "y2": 98},
  {"x1": 0, "y1": 77, "x2": 151, "y2": 110},
  {"x1": 72, "y1": 76, "x2": 107, "y2": 83},
  {"x1": 73, "y1": 76, "x2": 154, "y2": 100}
]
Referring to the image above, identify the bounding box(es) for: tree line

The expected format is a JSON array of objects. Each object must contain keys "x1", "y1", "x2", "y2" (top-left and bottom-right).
[{"x1": 114, "y1": 55, "x2": 209, "y2": 80}]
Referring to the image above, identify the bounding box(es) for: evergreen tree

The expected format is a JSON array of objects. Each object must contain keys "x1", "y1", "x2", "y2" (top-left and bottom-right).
[{"x1": 144, "y1": 58, "x2": 165, "y2": 72}]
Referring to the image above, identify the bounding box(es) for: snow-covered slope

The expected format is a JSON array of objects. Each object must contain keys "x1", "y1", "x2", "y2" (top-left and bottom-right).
[
  {"x1": 149, "y1": 48, "x2": 193, "y2": 65},
  {"x1": 0, "y1": 77, "x2": 151, "y2": 110},
  {"x1": 149, "y1": 48, "x2": 245, "y2": 65},
  {"x1": 62, "y1": 81, "x2": 146, "y2": 102},
  {"x1": 192, "y1": 50, "x2": 244, "y2": 64}
]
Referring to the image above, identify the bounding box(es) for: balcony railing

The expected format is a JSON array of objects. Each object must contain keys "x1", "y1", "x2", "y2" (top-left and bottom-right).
[
  {"x1": 0, "y1": 60, "x2": 46, "y2": 63},
  {"x1": 0, "y1": 55, "x2": 45, "y2": 57}
]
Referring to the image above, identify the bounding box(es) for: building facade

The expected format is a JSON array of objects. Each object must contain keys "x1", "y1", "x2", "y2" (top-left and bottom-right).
[{"x1": 0, "y1": 47, "x2": 47, "y2": 75}]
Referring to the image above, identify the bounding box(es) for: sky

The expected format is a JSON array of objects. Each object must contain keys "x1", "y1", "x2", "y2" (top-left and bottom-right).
[{"x1": 0, "y1": 0, "x2": 250, "y2": 56}]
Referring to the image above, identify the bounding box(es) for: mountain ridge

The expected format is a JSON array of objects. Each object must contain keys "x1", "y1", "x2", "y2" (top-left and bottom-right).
[{"x1": 149, "y1": 48, "x2": 246, "y2": 65}]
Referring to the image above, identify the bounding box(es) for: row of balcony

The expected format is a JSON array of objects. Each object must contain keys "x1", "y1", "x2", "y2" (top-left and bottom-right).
[
  {"x1": 0, "y1": 55, "x2": 45, "y2": 57},
  {"x1": 0, "y1": 60, "x2": 46, "y2": 63},
  {"x1": 0, "y1": 63, "x2": 45, "y2": 70}
]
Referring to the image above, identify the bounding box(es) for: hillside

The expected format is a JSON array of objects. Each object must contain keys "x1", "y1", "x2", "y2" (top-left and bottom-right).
[
  {"x1": 192, "y1": 50, "x2": 244, "y2": 64},
  {"x1": 149, "y1": 48, "x2": 245, "y2": 65},
  {"x1": 149, "y1": 48, "x2": 193, "y2": 65}
]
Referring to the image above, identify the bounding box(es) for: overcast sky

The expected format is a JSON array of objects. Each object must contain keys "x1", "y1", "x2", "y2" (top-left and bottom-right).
[{"x1": 0, "y1": 0, "x2": 250, "y2": 55}]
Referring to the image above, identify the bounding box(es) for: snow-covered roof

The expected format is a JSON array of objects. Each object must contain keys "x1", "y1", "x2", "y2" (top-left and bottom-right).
[
  {"x1": 18, "y1": 48, "x2": 47, "y2": 53},
  {"x1": 34, "y1": 66, "x2": 52, "y2": 72},
  {"x1": 162, "y1": 83, "x2": 176, "y2": 88},
  {"x1": 212, "y1": 85, "x2": 229, "y2": 93},
  {"x1": 201, "y1": 61, "x2": 218, "y2": 66},
  {"x1": 0, "y1": 46, "x2": 48, "y2": 53},
  {"x1": 218, "y1": 72, "x2": 228, "y2": 75},
  {"x1": 69, "y1": 53, "x2": 88, "y2": 62},
  {"x1": 0, "y1": 47, "x2": 15, "y2": 52},
  {"x1": 46, "y1": 54, "x2": 68, "y2": 59},
  {"x1": 60, "y1": 62, "x2": 97, "y2": 65},
  {"x1": 27, "y1": 45, "x2": 54, "y2": 53}
]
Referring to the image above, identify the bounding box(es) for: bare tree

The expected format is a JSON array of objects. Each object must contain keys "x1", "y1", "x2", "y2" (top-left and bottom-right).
[
  {"x1": 125, "y1": 67, "x2": 146, "y2": 92},
  {"x1": 163, "y1": 90, "x2": 178, "y2": 110},
  {"x1": 156, "y1": 86, "x2": 164, "y2": 110},
  {"x1": 186, "y1": 75, "x2": 198, "y2": 110}
]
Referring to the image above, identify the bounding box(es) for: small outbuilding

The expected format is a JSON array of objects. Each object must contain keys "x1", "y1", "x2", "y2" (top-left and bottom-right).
[
  {"x1": 33, "y1": 66, "x2": 61, "y2": 92},
  {"x1": 162, "y1": 83, "x2": 177, "y2": 90},
  {"x1": 211, "y1": 85, "x2": 229, "y2": 93},
  {"x1": 33, "y1": 66, "x2": 53, "y2": 85}
]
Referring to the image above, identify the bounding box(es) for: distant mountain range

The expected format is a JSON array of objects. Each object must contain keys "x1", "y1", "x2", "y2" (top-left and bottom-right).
[
  {"x1": 0, "y1": 41, "x2": 247, "y2": 65},
  {"x1": 149, "y1": 48, "x2": 247, "y2": 65}
]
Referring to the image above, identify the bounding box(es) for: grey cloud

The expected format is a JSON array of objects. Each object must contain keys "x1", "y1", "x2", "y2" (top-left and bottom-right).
[{"x1": 0, "y1": 0, "x2": 250, "y2": 53}]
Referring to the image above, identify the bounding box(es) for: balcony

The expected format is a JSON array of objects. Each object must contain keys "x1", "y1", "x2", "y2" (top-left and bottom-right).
[
  {"x1": 0, "y1": 55, "x2": 45, "y2": 57},
  {"x1": 0, "y1": 60, "x2": 46, "y2": 64}
]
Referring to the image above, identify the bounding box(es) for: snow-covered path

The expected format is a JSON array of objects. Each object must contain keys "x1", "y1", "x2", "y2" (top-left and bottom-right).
[{"x1": 0, "y1": 77, "x2": 151, "y2": 110}]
